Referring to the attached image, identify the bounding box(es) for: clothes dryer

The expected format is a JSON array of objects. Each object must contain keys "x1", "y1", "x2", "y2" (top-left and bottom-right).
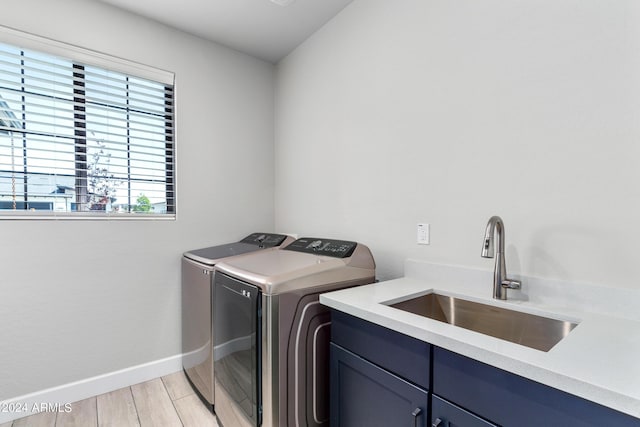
[
  {"x1": 212, "y1": 237, "x2": 375, "y2": 427},
  {"x1": 182, "y1": 232, "x2": 293, "y2": 410}
]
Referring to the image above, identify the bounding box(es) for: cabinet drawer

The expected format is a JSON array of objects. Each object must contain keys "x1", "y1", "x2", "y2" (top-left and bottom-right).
[
  {"x1": 330, "y1": 343, "x2": 428, "y2": 427},
  {"x1": 433, "y1": 347, "x2": 639, "y2": 427},
  {"x1": 331, "y1": 310, "x2": 430, "y2": 390},
  {"x1": 431, "y1": 395, "x2": 497, "y2": 427}
]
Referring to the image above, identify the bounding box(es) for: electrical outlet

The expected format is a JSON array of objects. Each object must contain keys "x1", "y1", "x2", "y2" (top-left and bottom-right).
[{"x1": 417, "y1": 223, "x2": 430, "y2": 245}]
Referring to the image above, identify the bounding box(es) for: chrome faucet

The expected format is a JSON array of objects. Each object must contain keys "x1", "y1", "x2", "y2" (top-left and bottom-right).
[{"x1": 481, "y1": 216, "x2": 521, "y2": 300}]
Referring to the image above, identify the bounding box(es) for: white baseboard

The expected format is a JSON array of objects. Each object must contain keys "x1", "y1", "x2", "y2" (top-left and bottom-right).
[{"x1": 0, "y1": 354, "x2": 183, "y2": 424}]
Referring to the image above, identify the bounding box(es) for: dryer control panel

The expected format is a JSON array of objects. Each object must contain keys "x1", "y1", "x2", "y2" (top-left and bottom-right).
[
  {"x1": 283, "y1": 237, "x2": 357, "y2": 258},
  {"x1": 240, "y1": 233, "x2": 288, "y2": 248}
]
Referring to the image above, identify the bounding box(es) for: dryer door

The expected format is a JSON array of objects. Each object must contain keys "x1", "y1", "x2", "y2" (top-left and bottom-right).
[{"x1": 214, "y1": 273, "x2": 261, "y2": 427}]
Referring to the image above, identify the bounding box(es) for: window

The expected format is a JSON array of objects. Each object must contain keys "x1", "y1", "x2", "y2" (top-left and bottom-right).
[{"x1": 0, "y1": 27, "x2": 175, "y2": 218}]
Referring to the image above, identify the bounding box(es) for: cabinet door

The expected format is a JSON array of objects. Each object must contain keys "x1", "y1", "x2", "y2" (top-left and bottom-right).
[
  {"x1": 330, "y1": 343, "x2": 428, "y2": 427},
  {"x1": 431, "y1": 395, "x2": 497, "y2": 427},
  {"x1": 433, "y1": 347, "x2": 640, "y2": 427},
  {"x1": 331, "y1": 310, "x2": 431, "y2": 390}
]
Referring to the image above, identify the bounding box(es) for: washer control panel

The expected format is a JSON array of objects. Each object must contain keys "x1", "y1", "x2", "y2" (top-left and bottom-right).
[
  {"x1": 283, "y1": 237, "x2": 357, "y2": 258},
  {"x1": 240, "y1": 233, "x2": 288, "y2": 248}
]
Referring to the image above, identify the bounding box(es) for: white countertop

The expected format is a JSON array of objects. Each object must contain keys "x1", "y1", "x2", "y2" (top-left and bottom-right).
[{"x1": 319, "y1": 260, "x2": 640, "y2": 419}]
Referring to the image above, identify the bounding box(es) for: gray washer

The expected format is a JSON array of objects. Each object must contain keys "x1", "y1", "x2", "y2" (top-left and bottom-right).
[{"x1": 182, "y1": 232, "x2": 292, "y2": 411}]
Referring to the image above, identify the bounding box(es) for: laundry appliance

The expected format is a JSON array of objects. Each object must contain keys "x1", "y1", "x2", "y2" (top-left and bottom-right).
[
  {"x1": 212, "y1": 237, "x2": 376, "y2": 427},
  {"x1": 182, "y1": 232, "x2": 293, "y2": 410}
]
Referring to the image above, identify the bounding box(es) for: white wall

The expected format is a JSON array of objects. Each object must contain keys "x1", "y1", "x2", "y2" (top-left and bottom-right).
[
  {"x1": 4, "y1": 0, "x2": 640, "y2": 406},
  {"x1": 275, "y1": 0, "x2": 640, "y2": 288},
  {"x1": 0, "y1": 0, "x2": 276, "y2": 400}
]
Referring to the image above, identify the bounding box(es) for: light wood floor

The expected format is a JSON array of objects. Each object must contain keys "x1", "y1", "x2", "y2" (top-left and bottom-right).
[{"x1": 1, "y1": 371, "x2": 219, "y2": 427}]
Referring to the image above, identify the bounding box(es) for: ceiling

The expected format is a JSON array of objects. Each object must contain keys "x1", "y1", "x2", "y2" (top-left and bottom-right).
[{"x1": 97, "y1": 0, "x2": 353, "y2": 63}]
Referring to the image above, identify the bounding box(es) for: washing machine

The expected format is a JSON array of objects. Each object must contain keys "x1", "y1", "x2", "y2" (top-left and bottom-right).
[
  {"x1": 182, "y1": 232, "x2": 293, "y2": 410},
  {"x1": 212, "y1": 237, "x2": 376, "y2": 427}
]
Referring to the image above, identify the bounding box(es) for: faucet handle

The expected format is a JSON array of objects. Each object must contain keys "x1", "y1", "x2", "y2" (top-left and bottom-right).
[{"x1": 501, "y1": 279, "x2": 521, "y2": 290}]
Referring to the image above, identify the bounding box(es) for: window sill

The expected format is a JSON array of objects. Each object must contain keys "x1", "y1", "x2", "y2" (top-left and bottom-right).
[{"x1": 0, "y1": 211, "x2": 176, "y2": 220}]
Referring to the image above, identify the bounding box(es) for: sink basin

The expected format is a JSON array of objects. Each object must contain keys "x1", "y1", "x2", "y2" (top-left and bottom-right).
[{"x1": 387, "y1": 293, "x2": 579, "y2": 352}]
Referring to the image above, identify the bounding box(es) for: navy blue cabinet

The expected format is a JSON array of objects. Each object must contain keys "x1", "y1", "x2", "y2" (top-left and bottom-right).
[
  {"x1": 331, "y1": 310, "x2": 431, "y2": 390},
  {"x1": 433, "y1": 347, "x2": 640, "y2": 427},
  {"x1": 330, "y1": 310, "x2": 640, "y2": 427},
  {"x1": 330, "y1": 344, "x2": 428, "y2": 427},
  {"x1": 431, "y1": 395, "x2": 497, "y2": 427}
]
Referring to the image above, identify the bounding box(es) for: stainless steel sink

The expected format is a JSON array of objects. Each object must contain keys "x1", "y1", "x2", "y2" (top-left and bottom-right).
[{"x1": 387, "y1": 293, "x2": 579, "y2": 352}]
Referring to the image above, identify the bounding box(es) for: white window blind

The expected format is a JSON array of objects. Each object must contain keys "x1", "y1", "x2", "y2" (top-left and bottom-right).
[{"x1": 0, "y1": 27, "x2": 175, "y2": 218}]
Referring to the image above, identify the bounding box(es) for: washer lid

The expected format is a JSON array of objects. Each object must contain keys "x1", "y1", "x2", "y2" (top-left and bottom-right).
[
  {"x1": 214, "y1": 238, "x2": 375, "y2": 295},
  {"x1": 183, "y1": 233, "x2": 289, "y2": 266},
  {"x1": 216, "y1": 249, "x2": 335, "y2": 278}
]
